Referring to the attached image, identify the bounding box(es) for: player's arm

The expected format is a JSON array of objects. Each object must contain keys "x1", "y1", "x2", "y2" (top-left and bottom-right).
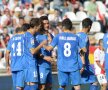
[
  {"x1": 5, "y1": 50, "x2": 11, "y2": 74},
  {"x1": 43, "y1": 35, "x2": 58, "y2": 51},
  {"x1": 36, "y1": 53, "x2": 53, "y2": 62},
  {"x1": 30, "y1": 40, "x2": 47, "y2": 55},
  {"x1": 96, "y1": 61, "x2": 105, "y2": 71},
  {"x1": 94, "y1": 50, "x2": 105, "y2": 71},
  {"x1": 79, "y1": 48, "x2": 86, "y2": 73}
]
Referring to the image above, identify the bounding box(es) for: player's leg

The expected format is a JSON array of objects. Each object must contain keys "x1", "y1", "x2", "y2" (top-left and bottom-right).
[
  {"x1": 12, "y1": 71, "x2": 17, "y2": 90},
  {"x1": 58, "y1": 70, "x2": 69, "y2": 90},
  {"x1": 82, "y1": 65, "x2": 98, "y2": 90},
  {"x1": 45, "y1": 68, "x2": 52, "y2": 90},
  {"x1": 70, "y1": 70, "x2": 81, "y2": 90},
  {"x1": 105, "y1": 69, "x2": 108, "y2": 90},
  {"x1": 97, "y1": 74, "x2": 107, "y2": 90},
  {"x1": 38, "y1": 67, "x2": 50, "y2": 90},
  {"x1": 16, "y1": 70, "x2": 25, "y2": 90},
  {"x1": 24, "y1": 68, "x2": 39, "y2": 90}
]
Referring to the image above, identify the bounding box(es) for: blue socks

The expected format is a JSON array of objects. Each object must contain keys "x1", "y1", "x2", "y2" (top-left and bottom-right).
[
  {"x1": 58, "y1": 88, "x2": 64, "y2": 90},
  {"x1": 90, "y1": 85, "x2": 98, "y2": 90}
]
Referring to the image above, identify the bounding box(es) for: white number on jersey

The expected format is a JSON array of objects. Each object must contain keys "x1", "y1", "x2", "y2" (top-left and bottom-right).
[
  {"x1": 12, "y1": 42, "x2": 22, "y2": 56},
  {"x1": 64, "y1": 42, "x2": 71, "y2": 57},
  {"x1": 33, "y1": 71, "x2": 37, "y2": 78}
]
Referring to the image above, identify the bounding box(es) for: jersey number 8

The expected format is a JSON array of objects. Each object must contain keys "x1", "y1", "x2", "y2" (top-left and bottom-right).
[{"x1": 64, "y1": 42, "x2": 71, "y2": 57}]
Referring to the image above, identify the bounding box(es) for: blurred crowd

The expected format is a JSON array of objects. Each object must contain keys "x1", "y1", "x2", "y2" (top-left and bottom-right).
[{"x1": 0, "y1": 0, "x2": 108, "y2": 69}]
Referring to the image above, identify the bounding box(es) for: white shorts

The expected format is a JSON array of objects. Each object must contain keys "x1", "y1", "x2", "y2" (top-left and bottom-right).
[{"x1": 96, "y1": 74, "x2": 107, "y2": 85}]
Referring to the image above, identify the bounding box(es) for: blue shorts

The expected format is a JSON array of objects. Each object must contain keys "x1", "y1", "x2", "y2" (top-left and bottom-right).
[
  {"x1": 105, "y1": 69, "x2": 108, "y2": 81},
  {"x1": 12, "y1": 70, "x2": 24, "y2": 87},
  {"x1": 38, "y1": 67, "x2": 52, "y2": 84},
  {"x1": 81, "y1": 65, "x2": 97, "y2": 84},
  {"x1": 58, "y1": 70, "x2": 81, "y2": 86},
  {"x1": 24, "y1": 67, "x2": 38, "y2": 83}
]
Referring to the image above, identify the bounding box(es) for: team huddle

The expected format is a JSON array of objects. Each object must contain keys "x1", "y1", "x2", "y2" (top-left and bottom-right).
[{"x1": 5, "y1": 16, "x2": 108, "y2": 90}]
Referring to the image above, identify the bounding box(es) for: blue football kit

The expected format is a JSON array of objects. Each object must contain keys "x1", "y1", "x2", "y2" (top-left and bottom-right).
[
  {"x1": 50, "y1": 32, "x2": 84, "y2": 86},
  {"x1": 77, "y1": 32, "x2": 97, "y2": 84},
  {"x1": 36, "y1": 33, "x2": 53, "y2": 84},
  {"x1": 7, "y1": 34, "x2": 25, "y2": 88},
  {"x1": 103, "y1": 33, "x2": 108, "y2": 80},
  {"x1": 23, "y1": 32, "x2": 38, "y2": 83}
]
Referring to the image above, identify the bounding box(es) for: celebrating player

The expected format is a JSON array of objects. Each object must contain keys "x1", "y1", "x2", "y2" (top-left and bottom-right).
[
  {"x1": 5, "y1": 27, "x2": 26, "y2": 90},
  {"x1": 43, "y1": 18, "x2": 86, "y2": 90},
  {"x1": 94, "y1": 39, "x2": 107, "y2": 90},
  {"x1": 35, "y1": 16, "x2": 53, "y2": 90},
  {"x1": 77, "y1": 18, "x2": 98, "y2": 90}
]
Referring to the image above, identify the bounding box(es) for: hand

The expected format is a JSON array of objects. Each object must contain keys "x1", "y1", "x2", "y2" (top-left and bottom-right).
[
  {"x1": 80, "y1": 67, "x2": 84, "y2": 74},
  {"x1": 40, "y1": 40, "x2": 48, "y2": 46},
  {"x1": 47, "y1": 33, "x2": 52, "y2": 43},
  {"x1": 6, "y1": 66, "x2": 11, "y2": 74},
  {"x1": 44, "y1": 56, "x2": 53, "y2": 63}
]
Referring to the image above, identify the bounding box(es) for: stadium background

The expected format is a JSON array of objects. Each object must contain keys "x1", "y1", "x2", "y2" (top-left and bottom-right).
[{"x1": 0, "y1": 0, "x2": 108, "y2": 90}]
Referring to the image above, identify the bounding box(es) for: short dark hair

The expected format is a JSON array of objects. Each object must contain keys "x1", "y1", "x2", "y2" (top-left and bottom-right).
[
  {"x1": 82, "y1": 18, "x2": 92, "y2": 28},
  {"x1": 62, "y1": 18, "x2": 72, "y2": 30},
  {"x1": 98, "y1": 39, "x2": 103, "y2": 45},
  {"x1": 15, "y1": 27, "x2": 21, "y2": 33},
  {"x1": 40, "y1": 16, "x2": 48, "y2": 22},
  {"x1": 29, "y1": 18, "x2": 40, "y2": 28},
  {"x1": 21, "y1": 23, "x2": 30, "y2": 32}
]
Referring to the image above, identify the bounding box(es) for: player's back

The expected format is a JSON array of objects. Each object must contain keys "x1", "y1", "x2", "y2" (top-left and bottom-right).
[
  {"x1": 7, "y1": 34, "x2": 25, "y2": 71},
  {"x1": 76, "y1": 32, "x2": 90, "y2": 68},
  {"x1": 36, "y1": 34, "x2": 53, "y2": 68},
  {"x1": 54, "y1": 32, "x2": 81, "y2": 72},
  {"x1": 23, "y1": 32, "x2": 37, "y2": 68}
]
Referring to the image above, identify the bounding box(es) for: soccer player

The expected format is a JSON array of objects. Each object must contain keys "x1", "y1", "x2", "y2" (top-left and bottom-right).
[
  {"x1": 76, "y1": 18, "x2": 98, "y2": 90},
  {"x1": 43, "y1": 18, "x2": 86, "y2": 90},
  {"x1": 35, "y1": 16, "x2": 53, "y2": 90},
  {"x1": 23, "y1": 18, "x2": 51, "y2": 90},
  {"x1": 103, "y1": 29, "x2": 108, "y2": 86},
  {"x1": 5, "y1": 27, "x2": 26, "y2": 90},
  {"x1": 94, "y1": 39, "x2": 107, "y2": 90}
]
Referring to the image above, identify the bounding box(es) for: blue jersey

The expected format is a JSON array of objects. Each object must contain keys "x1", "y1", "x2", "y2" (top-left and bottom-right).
[
  {"x1": 50, "y1": 32, "x2": 84, "y2": 72},
  {"x1": 103, "y1": 33, "x2": 108, "y2": 69},
  {"x1": 7, "y1": 34, "x2": 25, "y2": 71},
  {"x1": 36, "y1": 34, "x2": 53, "y2": 68},
  {"x1": 23, "y1": 32, "x2": 38, "y2": 68},
  {"x1": 77, "y1": 32, "x2": 90, "y2": 69}
]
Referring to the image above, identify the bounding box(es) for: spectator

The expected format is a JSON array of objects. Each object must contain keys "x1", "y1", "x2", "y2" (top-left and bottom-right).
[
  {"x1": 12, "y1": 7, "x2": 21, "y2": 28},
  {"x1": 0, "y1": 27, "x2": 10, "y2": 60},
  {"x1": 86, "y1": 0, "x2": 98, "y2": 21}
]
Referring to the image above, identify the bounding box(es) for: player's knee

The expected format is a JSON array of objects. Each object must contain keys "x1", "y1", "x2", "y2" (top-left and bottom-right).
[
  {"x1": 45, "y1": 83, "x2": 52, "y2": 90},
  {"x1": 59, "y1": 85, "x2": 65, "y2": 89},
  {"x1": 26, "y1": 82, "x2": 38, "y2": 85},
  {"x1": 39, "y1": 84, "x2": 46, "y2": 90},
  {"x1": 16, "y1": 87, "x2": 22, "y2": 90},
  {"x1": 73, "y1": 85, "x2": 80, "y2": 90},
  {"x1": 92, "y1": 82, "x2": 98, "y2": 85},
  {"x1": 102, "y1": 83, "x2": 107, "y2": 87}
]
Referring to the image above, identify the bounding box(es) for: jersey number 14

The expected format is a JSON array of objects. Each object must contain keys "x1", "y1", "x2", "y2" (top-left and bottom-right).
[{"x1": 12, "y1": 42, "x2": 22, "y2": 56}]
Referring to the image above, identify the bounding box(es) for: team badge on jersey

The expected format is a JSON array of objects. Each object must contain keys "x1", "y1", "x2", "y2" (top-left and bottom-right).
[{"x1": 31, "y1": 38, "x2": 34, "y2": 45}]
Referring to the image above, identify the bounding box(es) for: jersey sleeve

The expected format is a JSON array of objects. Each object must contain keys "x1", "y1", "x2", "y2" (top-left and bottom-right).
[
  {"x1": 94, "y1": 49, "x2": 100, "y2": 61},
  {"x1": 78, "y1": 36, "x2": 85, "y2": 49},
  {"x1": 28, "y1": 37, "x2": 35, "y2": 49},
  {"x1": 6, "y1": 39, "x2": 11, "y2": 51},
  {"x1": 50, "y1": 35, "x2": 58, "y2": 48}
]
